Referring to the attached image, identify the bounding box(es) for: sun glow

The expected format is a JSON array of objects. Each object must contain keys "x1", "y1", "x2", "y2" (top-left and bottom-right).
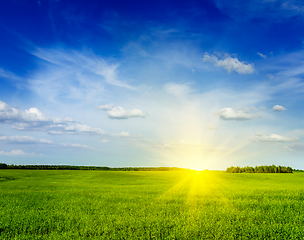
[{"x1": 134, "y1": 90, "x2": 254, "y2": 170}]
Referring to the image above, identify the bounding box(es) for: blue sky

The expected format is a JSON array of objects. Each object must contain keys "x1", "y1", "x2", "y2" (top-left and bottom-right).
[{"x1": 1, "y1": 0, "x2": 304, "y2": 169}]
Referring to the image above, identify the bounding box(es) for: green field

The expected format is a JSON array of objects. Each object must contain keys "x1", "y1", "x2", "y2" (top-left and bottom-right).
[{"x1": 0, "y1": 170, "x2": 304, "y2": 239}]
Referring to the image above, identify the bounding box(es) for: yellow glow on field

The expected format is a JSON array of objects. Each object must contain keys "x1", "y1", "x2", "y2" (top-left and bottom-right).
[
  {"x1": 148, "y1": 170, "x2": 238, "y2": 222},
  {"x1": 154, "y1": 170, "x2": 226, "y2": 205}
]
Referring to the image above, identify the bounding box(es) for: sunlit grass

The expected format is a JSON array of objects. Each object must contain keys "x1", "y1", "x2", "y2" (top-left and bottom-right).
[{"x1": 0, "y1": 170, "x2": 304, "y2": 239}]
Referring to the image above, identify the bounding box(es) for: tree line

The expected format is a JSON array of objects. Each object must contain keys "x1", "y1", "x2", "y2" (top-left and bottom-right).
[
  {"x1": 0, "y1": 163, "x2": 190, "y2": 171},
  {"x1": 225, "y1": 165, "x2": 293, "y2": 173}
]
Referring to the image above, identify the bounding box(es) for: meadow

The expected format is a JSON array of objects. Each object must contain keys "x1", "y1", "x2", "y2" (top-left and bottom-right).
[{"x1": 0, "y1": 170, "x2": 304, "y2": 239}]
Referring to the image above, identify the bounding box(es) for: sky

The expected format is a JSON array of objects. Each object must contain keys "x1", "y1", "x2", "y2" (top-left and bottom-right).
[{"x1": 1, "y1": 0, "x2": 304, "y2": 170}]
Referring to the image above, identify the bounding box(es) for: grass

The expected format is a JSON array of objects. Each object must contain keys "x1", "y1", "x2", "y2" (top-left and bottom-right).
[{"x1": 0, "y1": 170, "x2": 304, "y2": 239}]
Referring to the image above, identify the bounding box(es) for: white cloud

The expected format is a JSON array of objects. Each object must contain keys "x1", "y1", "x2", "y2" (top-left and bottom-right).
[
  {"x1": 48, "y1": 131, "x2": 64, "y2": 135},
  {"x1": 10, "y1": 122, "x2": 107, "y2": 136},
  {"x1": 63, "y1": 124, "x2": 106, "y2": 135},
  {"x1": 24, "y1": 108, "x2": 49, "y2": 121},
  {"x1": 253, "y1": 133, "x2": 299, "y2": 142},
  {"x1": 100, "y1": 139, "x2": 109, "y2": 143},
  {"x1": 11, "y1": 122, "x2": 107, "y2": 136},
  {"x1": 101, "y1": 106, "x2": 146, "y2": 119},
  {"x1": 0, "y1": 101, "x2": 131, "y2": 138},
  {"x1": 53, "y1": 117, "x2": 74, "y2": 123},
  {"x1": 203, "y1": 53, "x2": 255, "y2": 74},
  {"x1": 0, "y1": 100, "x2": 111, "y2": 136},
  {"x1": 0, "y1": 135, "x2": 53, "y2": 144},
  {"x1": 257, "y1": 52, "x2": 267, "y2": 59},
  {"x1": 108, "y1": 107, "x2": 146, "y2": 119},
  {"x1": 97, "y1": 103, "x2": 146, "y2": 119},
  {"x1": 0, "y1": 149, "x2": 35, "y2": 156},
  {"x1": 0, "y1": 100, "x2": 73, "y2": 124},
  {"x1": 0, "y1": 134, "x2": 96, "y2": 151},
  {"x1": 215, "y1": 107, "x2": 259, "y2": 120},
  {"x1": 60, "y1": 143, "x2": 93, "y2": 149},
  {"x1": 111, "y1": 131, "x2": 130, "y2": 137},
  {"x1": 0, "y1": 101, "x2": 11, "y2": 111},
  {"x1": 96, "y1": 104, "x2": 114, "y2": 111},
  {"x1": 164, "y1": 83, "x2": 192, "y2": 96},
  {"x1": 273, "y1": 105, "x2": 286, "y2": 111}
]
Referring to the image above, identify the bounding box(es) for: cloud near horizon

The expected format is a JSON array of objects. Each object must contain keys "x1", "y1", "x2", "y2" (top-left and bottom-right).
[
  {"x1": 1, "y1": 100, "x2": 130, "y2": 138},
  {"x1": 0, "y1": 149, "x2": 35, "y2": 156},
  {"x1": 0, "y1": 134, "x2": 96, "y2": 150}
]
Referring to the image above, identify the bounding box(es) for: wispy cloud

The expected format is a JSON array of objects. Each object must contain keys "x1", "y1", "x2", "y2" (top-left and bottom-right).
[
  {"x1": 203, "y1": 53, "x2": 255, "y2": 74},
  {"x1": 285, "y1": 143, "x2": 304, "y2": 151},
  {"x1": 27, "y1": 48, "x2": 136, "y2": 103},
  {"x1": 32, "y1": 48, "x2": 135, "y2": 89},
  {"x1": 257, "y1": 52, "x2": 267, "y2": 59},
  {"x1": 0, "y1": 135, "x2": 53, "y2": 144},
  {"x1": 214, "y1": 0, "x2": 304, "y2": 21},
  {"x1": 0, "y1": 134, "x2": 96, "y2": 151},
  {"x1": 282, "y1": 1, "x2": 304, "y2": 14},
  {"x1": 110, "y1": 131, "x2": 130, "y2": 137},
  {"x1": 259, "y1": 50, "x2": 304, "y2": 94},
  {"x1": 253, "y1": 132, "x2": 299, "y2": 142},
  {"x1": 96, "y1": 104, "x2": 114, "y2": 111},
  {"x1": 0, "y1": 68, "x2": 25, "y2": 89},
  {"x1": 60, "y1": 143, "x2": 93, "y2": 149},
  {"x1": 12, "y1": 122, "x2": 108, "y2": 136},
  {"x1": 0, "y1": 149, "x2": 35, "y2": 156},
  {"x1": 62, "y1": 124, "x2": 106, "y2": 135},
  {"x1": 164, "y1": 83, "x2": 192, "y2": 97}
]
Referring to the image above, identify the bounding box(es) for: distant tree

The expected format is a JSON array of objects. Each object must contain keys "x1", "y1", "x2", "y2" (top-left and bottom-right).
[
  {"x1": 0, "y1": 163, "x2": 7, "y2": 169},
  {"x1": 225, "y1": 165, "x2": 293, "y2": 173},
  {"x1": 0, "y1": 164, "x2": 191, "y2": 171}
]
